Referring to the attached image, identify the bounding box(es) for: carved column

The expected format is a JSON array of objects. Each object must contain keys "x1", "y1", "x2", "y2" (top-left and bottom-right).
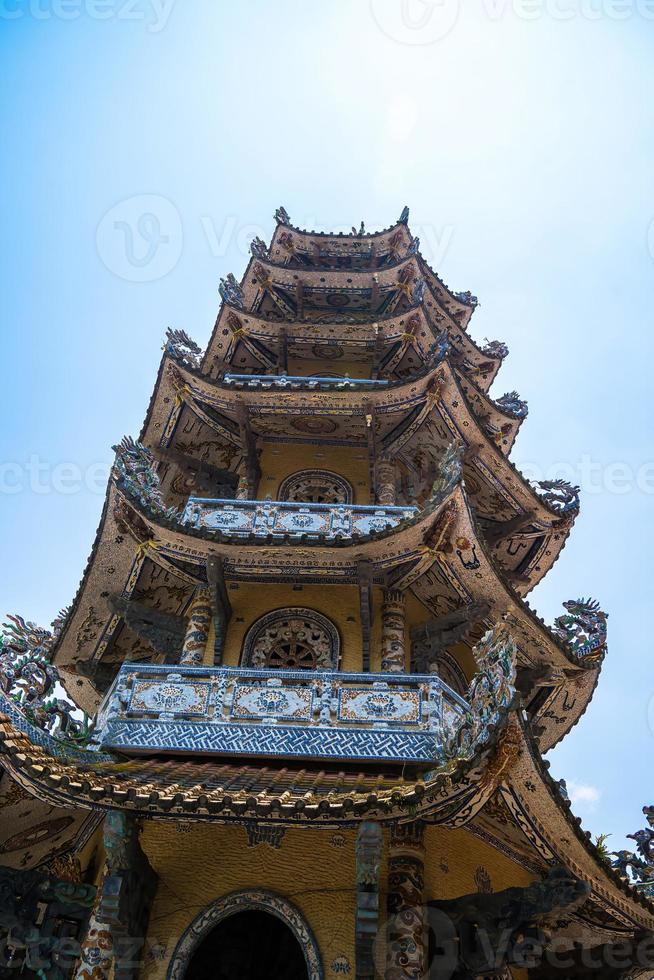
[
  {"x1": 381, "y1": 589, "x2": 406, "y2": 672},
  {"x1": 376, "y1": 458, "x2": 397, "y2": 506},
  {"x1": 235, "y1": 471, "x2": 250, "y2": 499},
  {"x1": 386, "y1": 821, "x2": 426, "y2": 980},
  {"x1": 355, "y1": 821, "x2": 383, "y2": 980},
  {"x1": 75, "y1": 886, "x2": 114, "y2": 980},
  {"x1": 180, "y1": 587, "x2": 212, "y2": 666}
]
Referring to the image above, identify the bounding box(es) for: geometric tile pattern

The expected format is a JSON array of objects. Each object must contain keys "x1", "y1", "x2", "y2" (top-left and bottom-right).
[{"x1": 97, "y1": 664, "x2": 468, "y2": 765}]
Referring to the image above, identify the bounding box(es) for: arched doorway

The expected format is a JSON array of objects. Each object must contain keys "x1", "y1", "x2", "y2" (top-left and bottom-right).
[
  {"x1": 167, "y1": 890, "x2": 323, "y2": 980},
  {"x1": 185, "y1": 909, "x2": 308, "y2": 980}
]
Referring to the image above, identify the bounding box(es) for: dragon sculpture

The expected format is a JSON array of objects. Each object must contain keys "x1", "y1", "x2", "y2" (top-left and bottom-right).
[
  {"x1": 496, "y1": 390, "x2": 529, "y2": 419},
  {"x1": 443, "y1": 622, "x2": 517, "y2": 762},
  {"x1": 163, "y1": 327, "x2": 202, "y2": 370},
  {"x1": 249, "y1": 235, "x2": 268, "y2": 258},
  {"x1": 431, "y1": 442, "x2": 464, "y2": 500},
  {"x1": 274, "y1": 205, "x2": 291, "y2": 225},
  {"x1": 218, "y1": 272, "x2": 244, "y2": 308},
  {"x1": 553, "y1": 598, "x2": 608, "y2": 660},
  {"x1": 112, "y1": 436, "x2": 181, "y2": 522},
  {"x1": 0, "y1": 612, "x2": 92, "y2": 742},
  {"x1": 535, "y1": 478, "x2": 581, "y2": 515},
  {"x1": 454, "y1": 290, "x2": 479, "y2": 307},
  {"x1": 481, "y1": 339, "x2": 509, "y2": 360},
  {"x1": 411, "y1": 278, "x2": 427, "y2": 305},
  {"x1": 611, "y1": 806, "x2": 654, "y2": 898}
]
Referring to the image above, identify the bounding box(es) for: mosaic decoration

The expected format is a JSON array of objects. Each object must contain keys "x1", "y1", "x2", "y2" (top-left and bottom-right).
[
  {"x1": 495, "y1": 390, "x2": 528, "y2": 419},
  {"x1": 164, "y1": 327, "x2": 202, "y2": 369},
  {"x1": 338, "y1": 687, "x2": 420, "y2": 724},
  {"x1": 129, "y1": 679, "x2": 210, "y2": 715},
  {"x1": 331, "y1": 954, "x2": 351, "y2": 974},
  {"x1": 278, "y1": 469, "x2": 353, "y2": 505},
  {"x1": 244, "y1": 824, "x2": 286, "y2": 849},
  {"x1": 275, "y1": 205, "x2": 291, "y2": 225},
  {"x1": 97, "y1": 663, "x2": 467, "y2": 764},
  {"x1": 386, "y1": 823, "x2": 426, "y2": 980},
  {"x1": 182, "y1": 497, "x2": 418, "y2": 540},
  {"x1": 250, "y1": 235, "x2": 268, "y2": 258},
  {"x1": 224, "y1": 373, "x2": 389, "y2": 390},
  {"x1": 535, "y1": 478, "x2": 581, "y2": 514},
  {"x1": 218, "y1": 272, "x2": 244, "y2": 308},
  {"x1": 233, "y1": 682, "x2": 313, "y2": 720},
  {"x1": 179, "y1": 588, "x2": 212, "y2": 667},
  {"x1": 166, "y1": 889, "x2": 323, "y2": 980},
  {"x1": 112, "y1": 436, "x2": 181, "y2": 521},
  {"x1": 443, "y1": 623, "x2": 517, "y2": 763},
  {"x1": 480, "y1": 338, "x2": 509, "y2": 360},
  {"x1": 242, "y1": 608, "x2": 339, "y2": 670},
  {"x1": 553, "y1": 598, "x2": 608, "y2": 660},
  {"x1": 355, "y1": 821, "x2": 382, "y2": 980},
  {"x1": 0, "y1": 613, "x2": 92, "y2": 744},
  {"x1": 380, "y1": 589, "x2": 406, "y2": 672},
  {"x1": 612, "y1": 806, "x2": 654, "y2": 898}
]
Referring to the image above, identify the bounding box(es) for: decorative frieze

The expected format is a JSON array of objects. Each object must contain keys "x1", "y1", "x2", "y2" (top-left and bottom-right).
[
  {"x1": 97, "y1": 663, "x2": 467, "y2": 765},
  {"x1": 183, "y1": 497, "x2": 418, "y2": 540}
]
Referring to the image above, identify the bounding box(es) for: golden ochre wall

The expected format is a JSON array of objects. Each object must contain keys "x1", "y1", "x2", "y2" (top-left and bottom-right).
[
  {"x1": 137, "y1": 821, "x2": 532, "y2": 978},
  {"x1": 219, "y1": 582, "x2": 388, "y2": 672},
  {"x1": 258, "y1": 443, "x2": 371, "y2": 504},
  {"x1": 138, "y1": 822, "x2": 364, "y2": 978}
]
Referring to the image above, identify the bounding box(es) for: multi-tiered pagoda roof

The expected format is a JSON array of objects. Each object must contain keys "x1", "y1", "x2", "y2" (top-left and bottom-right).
[{"x1": 0, "y1": 206, "x2": 650, "y2": 979}]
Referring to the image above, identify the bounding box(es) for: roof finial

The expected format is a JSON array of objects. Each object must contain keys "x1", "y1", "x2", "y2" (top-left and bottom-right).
[
  {"x1": 274, "y1": 206, "x2": 290, "y2": 225},
  {"x1": 399, "y1": 205, "x2": 410, "y2": 224}
]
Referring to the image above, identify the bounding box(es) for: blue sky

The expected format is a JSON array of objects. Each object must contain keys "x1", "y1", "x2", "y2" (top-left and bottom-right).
[{"x1": 1, "y1": 1, "x2": 653, "y2": 851}]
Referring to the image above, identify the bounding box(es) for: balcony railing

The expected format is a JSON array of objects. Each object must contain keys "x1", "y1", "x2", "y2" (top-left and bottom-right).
[
  {"x1": 182, "y1": 498, "x2": 418, "y2": 539},
  {"x1": 223, "y1": 373, "x2": 389, "y2": 389},
  {"x1": 96, "y1": 665, "x2": 468, "y2": 765}
]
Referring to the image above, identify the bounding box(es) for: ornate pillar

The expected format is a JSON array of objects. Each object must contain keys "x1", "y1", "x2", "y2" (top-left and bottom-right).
[
  {"x1": 75, "y1": 812, "x2": 157, "y2": 979},
  {"x1": 376, "y1": 458, "x2": 397, "y2": 506},
  {"x1": 381, "y1": 589, "x2": 406, "y2": 672},
  {"x1": 235, "y1": 471, "x2": 250, "y2": 499},
  {"x1": 180, "y1": 587, "x2": 212, "y2": 666},
  {"x1": 386, "y1": 821, "x2": 426, "y2": 980},
  {"x1": 355, "y1": 821, "x2": 383, "y2": 980}
]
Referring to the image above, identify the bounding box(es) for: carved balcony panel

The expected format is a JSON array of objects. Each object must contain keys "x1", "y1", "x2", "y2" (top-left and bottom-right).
[
  {"x1": 182, "y1": 497, "x2": 418, "y2": 539},
  {"x1": 96, "y1": 665, "x2": 468, "y2": 765},
  {"x1": 223, "y1": 373, "x2": 390, "y2": 389}
]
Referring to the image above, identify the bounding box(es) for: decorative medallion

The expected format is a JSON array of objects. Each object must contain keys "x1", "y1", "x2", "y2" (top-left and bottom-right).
[
  {"x1": 279, "y1": 469, "x2": 353, "y2": 505},
  {"x1": 290, "y1": 417, "x2": 339, "y2": 434},
  {"x1": 242, "y1": 608, "x2": 340, "y2": 670}
]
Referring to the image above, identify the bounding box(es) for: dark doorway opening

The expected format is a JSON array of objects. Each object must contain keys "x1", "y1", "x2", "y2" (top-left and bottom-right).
[{"x1": 185, "y1": 908, "x2": 309, "y2": 980}]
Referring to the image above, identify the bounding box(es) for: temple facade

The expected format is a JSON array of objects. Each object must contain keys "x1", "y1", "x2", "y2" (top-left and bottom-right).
[{"x1": 1, "y1": 206, "x2": 653, "y2": 979}]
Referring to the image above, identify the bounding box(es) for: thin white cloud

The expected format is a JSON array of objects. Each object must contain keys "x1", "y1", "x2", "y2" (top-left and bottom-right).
[{"x1": 567, "y1": 780, "x2": 601, "y2": 809}]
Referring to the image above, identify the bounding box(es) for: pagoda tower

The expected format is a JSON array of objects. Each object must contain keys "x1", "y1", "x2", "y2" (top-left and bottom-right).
[{"x1": 1, "y1": 206, "x2": 653, "y2": 979}]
